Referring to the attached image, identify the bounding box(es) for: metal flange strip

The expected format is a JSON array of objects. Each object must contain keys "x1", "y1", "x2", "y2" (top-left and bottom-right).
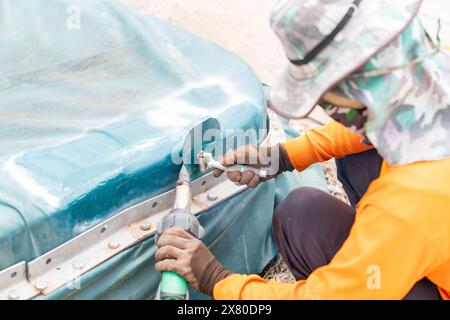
[
  {"x1": 0, "y1": 109, "x2": 285, "y2": 300},
  {"x1": 26, "y1": 173, "x2": 245, "y2": 299}
]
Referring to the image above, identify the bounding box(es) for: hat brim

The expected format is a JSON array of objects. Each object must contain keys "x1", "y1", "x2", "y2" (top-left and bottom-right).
[{"x1": 269, "y1": 0, "x2": 423, "y2": 119}]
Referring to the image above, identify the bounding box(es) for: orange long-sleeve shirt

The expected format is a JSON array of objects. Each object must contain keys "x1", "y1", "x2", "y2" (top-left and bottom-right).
[{"x1": 214, "y1": 120, "x2": 450, "y2": 300}]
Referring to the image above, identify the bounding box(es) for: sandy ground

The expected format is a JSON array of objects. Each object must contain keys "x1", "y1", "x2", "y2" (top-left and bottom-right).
[{"x1": 127, "y1": 0, "x2": 449, "y2": 283}]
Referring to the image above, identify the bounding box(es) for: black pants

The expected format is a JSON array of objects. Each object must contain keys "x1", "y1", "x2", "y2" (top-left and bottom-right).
[{"x1": 273, "y1": 149, "x2": 441, "y2": 300}]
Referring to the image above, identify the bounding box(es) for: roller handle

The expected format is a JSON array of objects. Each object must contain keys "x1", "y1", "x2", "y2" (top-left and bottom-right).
[
  {"x1": 197, "y1": 151, "x2": 268, "y2": 179},
  {"x1": 210, "y1": 160, "x2": 268, "y2": 179}
]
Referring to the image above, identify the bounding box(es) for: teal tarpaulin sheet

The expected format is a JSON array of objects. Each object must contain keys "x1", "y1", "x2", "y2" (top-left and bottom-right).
[
  {"x1": 0, "y1": 0, "x2": 267, "y2": 269},
  {"x1": 0, "y1": 0, "x2": 328, "y2": 299}
]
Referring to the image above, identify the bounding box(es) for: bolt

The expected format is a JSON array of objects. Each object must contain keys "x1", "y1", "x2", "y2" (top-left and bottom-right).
[
  {"x1": 108, "y1": 240, "x2": 120, "y2": 250},
  {"x1": 35, "y1": 280, "x2": 48, "y2": 292},
  {"x1": 72, "y1": 260, "x2": 85, "y2": 270},
  {"x1": 8, "y1": 289, "x2": 20, "y2": 300},
  {"x1": 140, "y1": 221, "x2": 152, "y2": 231},
  {"x1": 207, "y1": 193, "x2": 218, "y2": 201}
]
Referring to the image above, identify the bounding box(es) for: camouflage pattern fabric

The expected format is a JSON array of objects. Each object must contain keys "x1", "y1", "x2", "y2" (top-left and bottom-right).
[
  {"x1": 268, "y1": 0, "x2": 450, "y2": 165},
  {"x1": 337, "y1": 18, "x2": 450, "y2": 165}
]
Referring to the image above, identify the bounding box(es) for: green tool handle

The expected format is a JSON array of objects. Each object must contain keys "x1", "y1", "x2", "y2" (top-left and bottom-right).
[{"x1": 160, "y1": 270, "x2": 188, "y2": 300}]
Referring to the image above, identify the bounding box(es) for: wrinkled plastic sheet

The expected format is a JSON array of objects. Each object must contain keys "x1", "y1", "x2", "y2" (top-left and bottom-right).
[{"x1": 0, "y1": 0, "x2": 267, "y2": 270}]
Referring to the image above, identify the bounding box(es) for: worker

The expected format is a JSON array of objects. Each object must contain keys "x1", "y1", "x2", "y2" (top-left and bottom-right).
[{"x1": 155, "y1": 0, "x2": 450, "y2": 299}]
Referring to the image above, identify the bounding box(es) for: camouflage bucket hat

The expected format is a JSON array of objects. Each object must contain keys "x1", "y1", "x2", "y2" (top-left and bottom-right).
[
  {"x1": 270, "y1": 0, "x2": 450, "y2": 166},
  {"x1": 269, "y1": 0, "x2": 423, "y2": 119}
]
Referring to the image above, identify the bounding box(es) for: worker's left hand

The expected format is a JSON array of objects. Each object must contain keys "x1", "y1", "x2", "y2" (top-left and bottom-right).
[{"x1": 155, "y1": 228, "x2": 233, "y2": 296}]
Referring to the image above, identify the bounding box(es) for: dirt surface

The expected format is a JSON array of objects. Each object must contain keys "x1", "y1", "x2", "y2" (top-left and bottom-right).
[{"x1": 127, "y1": 0, "x2": 449, "y2": 284}]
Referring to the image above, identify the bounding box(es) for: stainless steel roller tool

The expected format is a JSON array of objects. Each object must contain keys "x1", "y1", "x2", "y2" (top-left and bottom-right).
[{"x1": 197, "y1": 151, "x2": 268, "y2": 179}]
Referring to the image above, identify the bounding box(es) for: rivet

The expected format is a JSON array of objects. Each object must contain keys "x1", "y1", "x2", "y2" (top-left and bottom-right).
[
  {"x1": 140, "y1": 221, "x2": 152, "y2": 231},
  {"x1": 108, "y1": 240, "x2": 120, "y2": 250},
  {"x1": 8, "y1": 289, "x2": 20, "y2": 300},
  {"x1": 35, "y1": 280, "x2": 48, "y2": 291},
  {"x1": 207, "y1": 193, "x2": 218, "y2": 201},
  {"x1": 72, "y1": 260, "x2": 85, "y2": 270}
]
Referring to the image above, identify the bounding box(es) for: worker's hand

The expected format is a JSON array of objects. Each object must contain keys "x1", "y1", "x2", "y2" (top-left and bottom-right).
[
  {"x1": 155, "y1": 228, "x2": 233, "y2": 296},
  {"x1": 213, "y1": 143, "x2": 294, "y2": 188}
]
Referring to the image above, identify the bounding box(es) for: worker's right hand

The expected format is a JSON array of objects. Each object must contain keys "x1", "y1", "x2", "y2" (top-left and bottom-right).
[{"x1": 213, "y1": 143, "x2": 294, "y2": 188}]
